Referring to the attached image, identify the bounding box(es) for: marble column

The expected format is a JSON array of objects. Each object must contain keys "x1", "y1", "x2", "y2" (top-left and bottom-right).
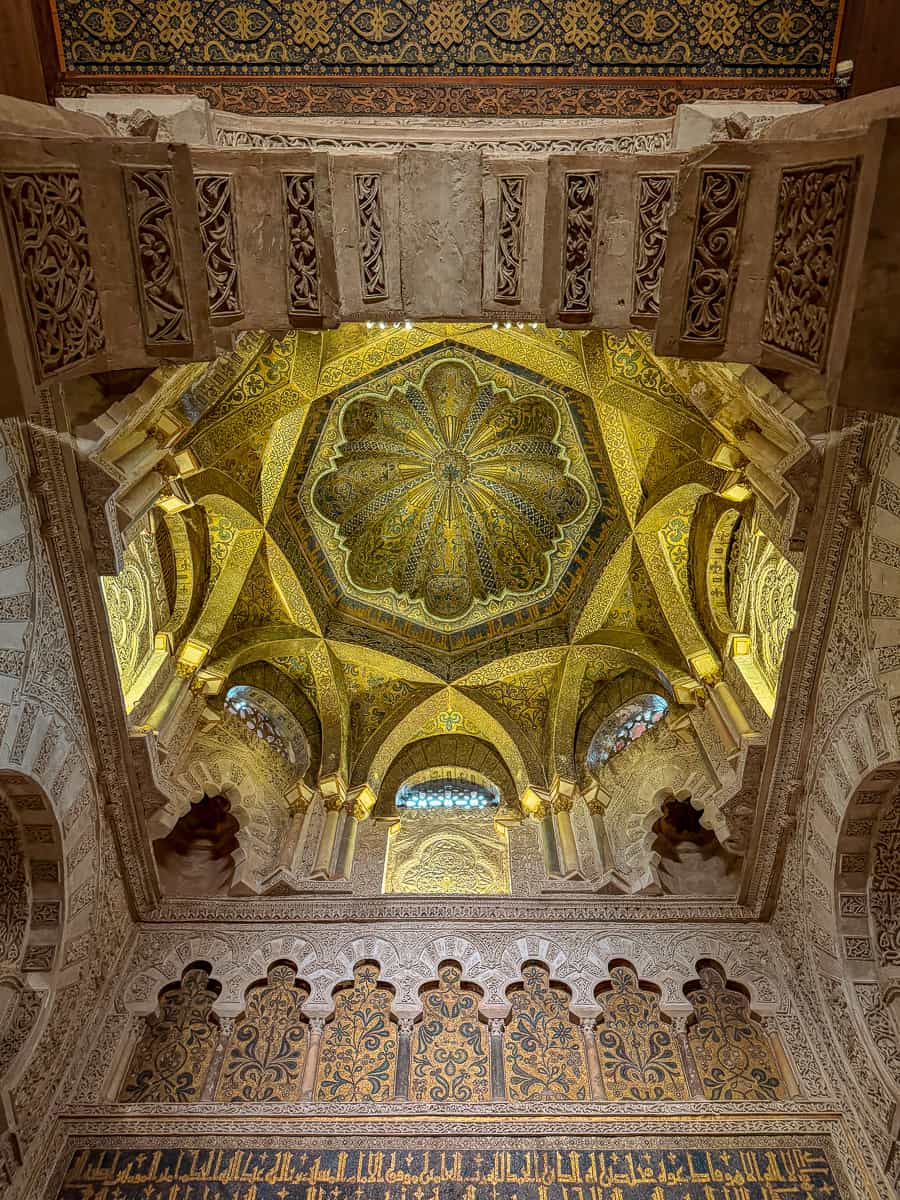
[
  {"x1": 395, "y1": 1016, "x2": 416, "y2": 1100},
  {"x1": 300, "y1": 1017, "x2": 326, "y2": 1099},
  {"x1": 713, "y1": 679, "x2": 754, "y2": 740},
  {"x1": 538, "y1": 811, "x2": 562, "y2": 878},
  {"x1": 580, "y1": 1015, "x2": 605, "y2": 1100},
  {"x1": 672, "y1": 1014, "x2": 703, "y2": 1098},
  {"x1": 552, "y1": 795, "x2": 580, "y2": 878},
  {"x1": 489, "y1": 1018, "x2": 506, "y2": 1101},
  {"x1": 699, "y1": 684, "x2": 741, "y2": 757},
  {"x1": 277, "y1": 796, "x2": 311, "y2": 871},
  {"x1": 311, "y1": 801, "x2": 344, "y2": 879},
  {"x1": 201, "y1": 1017, "x2": 234, "y2": 1100}
]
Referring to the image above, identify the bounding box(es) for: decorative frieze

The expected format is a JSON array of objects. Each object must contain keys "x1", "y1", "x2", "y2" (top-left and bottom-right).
[
  {"x1": 193, "y1": 173, "x2": 242, "y2": 319},
  {"x1": 681, "y1": 168, "x2": 748, "y2": 343},
  {"x1": 761, "y1": 160, "x2": 857, "y2": 367},
  {"x1": 560, "y1": 172, "x2": 598, "y2": 317},
  {"x1": 632, "y1": 173, "x2": 675, "y2": 320},
  {"x1": 217, "y1": 129, "x2": 673, "y2": 154},
  {"x1": 282, "y1": 173, "x2": 320, "y2": 317},
  {"x1": 123, "y1": 167, "x2": 192, "y2": 347},
  {"x1": 354, "y1": 173, "x2": 387, "y2": 303},
  {"x1": 0, "y1": 170, "x2": 105, "y2": 377},
  {"x1": 494, "y1": 176, "x2": 526, "y2": 304}
]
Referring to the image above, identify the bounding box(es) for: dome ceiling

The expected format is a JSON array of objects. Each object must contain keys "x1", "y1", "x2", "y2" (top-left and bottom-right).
[
  {"x1": 99, "y1": 321, "x2": 807, "y2": 808},
  {"x1": 300, "y1": 347, "x2": 605, "y2": 629},
  {"x1": 154, "y1": 322, "x2": 730, "y2": 691}
]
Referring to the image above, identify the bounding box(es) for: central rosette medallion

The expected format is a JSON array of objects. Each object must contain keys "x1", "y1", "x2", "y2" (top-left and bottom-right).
[{"x1": 310, "y1": 355, "x2": 594, "y2": 624}]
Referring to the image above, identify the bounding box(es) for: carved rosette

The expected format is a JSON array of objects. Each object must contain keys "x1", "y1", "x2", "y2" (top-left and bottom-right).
[
  {"x1": 194, "y1": 173, "x2": 242, "y2": 319},
  {"x1": 632, "y1": 173, "x2": 675, "y2": 321},
  {"x1": 0, "y1": 170, "x2": 105, "y2": 377},
  {"x1": 283, "y1": 173, "x2": 320, "y2": 316},
  {"x1": 761, "y1": 160, "x2": 856, "y2": 367},
  {"x1": 354, "y1": 173, "x2": 388, "y2": 303},
  {"x1": 681, "y1": 168, "x2": 748, "y2": 343},
  {"x1": 123, "y1": 167, "x2": 192, "y2": 347},
  {"x1": 494, "y1": 176, "x2": 526, "y2": 304},
  {"x1": 560, "y1": 172, "x2": 598, "y2": 317}
]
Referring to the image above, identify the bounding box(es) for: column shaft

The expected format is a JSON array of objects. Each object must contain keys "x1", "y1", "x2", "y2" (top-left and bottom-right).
[
  {"x1": 311, "y1": 807, "x2": 342, "y2": 879},
  {"x1": 300, "y1": 1020, "x2": 325, "y2": 1099},
  {"x1": 395, "y1": 1019, "x2": 415, "y2": 1100},
  {"x1": 580, "y1": 1019, "x2": 604, "y2": 1100},
  {"x1": 539, "y1": 814, "x2": 561, "y2": 878},
  {"x1": 489, "y1": 1019, "x2": 506, "y2": 1100},
  {"x1": 554, "y1": 806, "x2": 580, "y2": 877}
]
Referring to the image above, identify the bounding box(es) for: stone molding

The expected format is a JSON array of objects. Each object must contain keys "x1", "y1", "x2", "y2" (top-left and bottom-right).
[{"x1": 38, "y1": 1114, "x2": 875, "y2": 1200}]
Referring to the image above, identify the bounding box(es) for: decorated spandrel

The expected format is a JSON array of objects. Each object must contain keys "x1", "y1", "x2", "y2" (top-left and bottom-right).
[
  {"x1": 315, "y1": 961, "x2": 398, "y2": 1102},
  {"x1": 503, "y1": 961, "x2": 589, "y2": 1101},
  {"x1": 119, "y1": 964, "x2": 220, "y2": 1103},
  {"x1": 216, "y1": 962, "x2": 309, "y2": 1103},
  {"x1": 685, "y1": 962, "x2": 786, "y2": 1101},
  {"x1": 595, "y1": 962, "x2": 688, "y2": 1100},
  {"x1": 410, "y1": 961, "x2": 490, "y2": 1102}
]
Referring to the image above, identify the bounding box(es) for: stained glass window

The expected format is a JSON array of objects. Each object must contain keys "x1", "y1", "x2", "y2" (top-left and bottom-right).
[
  {"x1": 586, "y1": 693, "x2": 668, "y2": 771},
  {"x1": 396, "y1": 777, "x2": 500, "y2": 810},
  {"x1": 224, "y1": 687, "x2": 292, "y2": 761}
]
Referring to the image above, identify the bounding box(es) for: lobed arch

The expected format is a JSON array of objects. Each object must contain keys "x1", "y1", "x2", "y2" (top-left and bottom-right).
[
  {"x1": 831, "y1": 766, "x2": 900, "y2": 1093},
  {"x1": 0, "y1": 772, "x2": 69, "y2": 1164},
  {"x1": 575, "y1": 669, "x2": 673, "y2": 783},
  {"x1": 219, "y1": 660, "x2": 322, "y2": 782},
  {"x1": 147, "y1": 739, "x2": 293, "y2": 895},
  {"x1": 375, "y1": 735, "x2": 518, "y2": 817},
  {"x1": 364, "y1": 686, "x2": 537, "y2": 798}
]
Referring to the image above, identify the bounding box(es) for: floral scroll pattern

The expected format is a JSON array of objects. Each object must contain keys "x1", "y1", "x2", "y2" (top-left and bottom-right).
[
  {"x1": 123, "y1": 167, "x2": 191, "y2": 346},
  {"x1": 315, "y1": 961, "x2": 397, "y2": 1101},
  {"x1": 495, "y1": 176, "x2": 526, "y2": 303},
  {"x1": 50, "y1": 0, "x2": 843, "y2": 82},
  {"x1": 560, "y1": 173, "x2": 597, "y2": 316},
  {"x1": 503, "y1": 961, "x2": 589, "y2": 1100},
  {"x1": 194, "y1": 173, "x2": 242, "y2": 318},
  {"x1": 283, "y1": 173, "x2": 320, "y2": 316},
  {"x1": 632, "y1": 173, "x2": 674, "y2": 321},
  {"x1": 119, "y1": 964, "x2": 220, "y2": 1103},
  {"x1": 681, "y1": 168, "x2": 748, "y2": 343},
  {"x1": 355, "y1": 173, "x2": 388, "y2": 302},
  {"x1": 761, "y1": 161, "x2": 856, "y2": 368},
  {"x1": 595, "y1": 963, "x2": 688, "y2": 1100},
  {"x1": 410, "y1": 961, "x2": 490, "y2": 1101},
  {"x1": 216, "y1": 962, "x2": 309, "y2": 1102},
  {"x1": 685, "y1": 963, "x2": 785, "y2": 1100},
  {"x1": 871, "y1": 789, "x2": 900, "y2": 970},
  {"x1": 0, "y1": 796, "x2": 27, "y2": 967},
  {"x1": 0, "y1": 171, "x2": 105, "y2": 377}
]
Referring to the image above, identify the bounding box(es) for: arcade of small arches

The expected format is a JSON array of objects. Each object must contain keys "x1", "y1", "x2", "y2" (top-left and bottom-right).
[{"x1": 115, "y1": 953, "x2": 793, "y2": 1106}]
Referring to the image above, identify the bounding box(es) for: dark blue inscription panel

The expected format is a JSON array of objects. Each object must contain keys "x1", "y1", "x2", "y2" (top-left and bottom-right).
[{"x1": 60, "y1": 1146, "x2": 845, "y2": 1198}]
